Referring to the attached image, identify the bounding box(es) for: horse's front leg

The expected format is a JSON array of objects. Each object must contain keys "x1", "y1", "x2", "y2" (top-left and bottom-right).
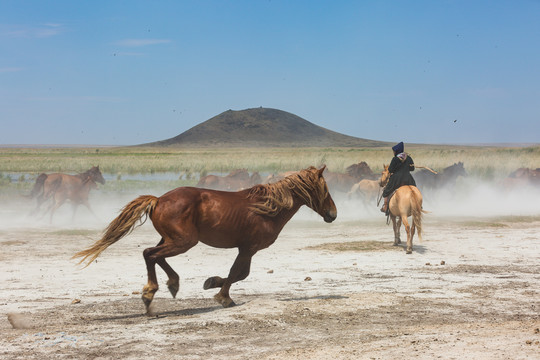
[
  {"x1": 391, "y1": 215, "x2": 401, "y2": 245},
  {"x1": 81, "y1": 201, "x2": 99, "y2": 221},
  {"x1": 204, "y1": 249, "x2": 253, "y2": 308},
  {"x1": 48, "y1": 198, "x2": 65, "y2": 224},
  {"x1": 71, "y1": 203, "x2": 79, "y2": 222}
]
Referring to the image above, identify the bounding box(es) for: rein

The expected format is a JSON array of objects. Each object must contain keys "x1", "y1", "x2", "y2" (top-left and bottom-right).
[{"x1": 415, "y1": 166, "x2": 438, "y2": 174}]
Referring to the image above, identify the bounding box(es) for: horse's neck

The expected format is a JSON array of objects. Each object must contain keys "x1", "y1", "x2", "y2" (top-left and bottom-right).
[
  {"x1": 273, "y1": 199, "x2": 304, "y2": 228},
  {"x1": 76, "y1": 172, "x2": 90, "y2": 180}
]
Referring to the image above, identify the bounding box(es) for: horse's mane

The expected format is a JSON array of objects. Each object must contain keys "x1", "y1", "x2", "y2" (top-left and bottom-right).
[
  {"x1": 76, "y1": 168, "x2": 94, "y2": 181},
  {"x1": 247, "y1": 167, "x2": 327, "y2": 217},
  {"x1": 76, "y1": 166, "x2": 101, "y2": 183}
]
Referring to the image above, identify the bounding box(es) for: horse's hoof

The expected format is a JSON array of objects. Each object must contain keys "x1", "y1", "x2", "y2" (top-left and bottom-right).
[
  {"x1": 406, "y1": 249, "x2": 412, "y2": 254},
  {"x1": 167, "y1": 284, "x2": 179, "y2": 298},
  {"x1": 142, "y1": 295, "x2": 153, "y2": 310},
  {"x1": 166, "y1": 279, "x2": 179, "y2": 298},
  {"x1": 203, "y1": 276, "x2": 223, "y2": 290},
  {"x1": 214, "y1": 293, "x2": 236, "y2": 308},
  {"x1": 142, "y1": 286, "x2": 157, "y2": 309},
  {"x1": 393, "y1": 243, "x2": 399, "y2": 246},
  {"x1": 203, "y1": 277, "x2": 215, "y2": 290}
]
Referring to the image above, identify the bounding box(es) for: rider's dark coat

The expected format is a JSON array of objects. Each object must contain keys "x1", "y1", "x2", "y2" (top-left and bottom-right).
[{"x1": 382, "y1": 153, "x2": 416, "y2": 197}]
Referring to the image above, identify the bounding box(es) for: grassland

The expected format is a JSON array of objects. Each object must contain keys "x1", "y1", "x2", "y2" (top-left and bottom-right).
[
  {"x1": 0, "y1": 145, "x2": 539, "y2": 195},
  {"x1": 1, "y1": 145, "x2": 539, "y2": 175}
]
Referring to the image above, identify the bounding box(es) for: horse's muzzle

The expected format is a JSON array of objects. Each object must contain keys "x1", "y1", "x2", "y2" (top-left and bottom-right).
[{"x1": 323, "y1": 209, "x2": 337, "y2": 223}]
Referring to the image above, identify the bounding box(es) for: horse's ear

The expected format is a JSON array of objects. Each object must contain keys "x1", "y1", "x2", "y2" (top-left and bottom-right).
[{"x1": 318, "y1": 165, "x2": 326, "y2": 176}]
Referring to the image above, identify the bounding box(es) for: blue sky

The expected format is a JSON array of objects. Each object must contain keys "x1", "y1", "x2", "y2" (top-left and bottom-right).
[{"x1": 1, "y1": 1, "x2": 539, "y2": 145}]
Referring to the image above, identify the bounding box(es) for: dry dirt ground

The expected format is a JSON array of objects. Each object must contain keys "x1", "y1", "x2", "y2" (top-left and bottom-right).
[{"x1": 1, "y1": 199, "x2": 539, "y2": 359}]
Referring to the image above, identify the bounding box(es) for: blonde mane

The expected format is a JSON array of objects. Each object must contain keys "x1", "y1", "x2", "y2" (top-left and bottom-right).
[{"x1": 247, "y1": 167, "x2": 328, "y2": 216}]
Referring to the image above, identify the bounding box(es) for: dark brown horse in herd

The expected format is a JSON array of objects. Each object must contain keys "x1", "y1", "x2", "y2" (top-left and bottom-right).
[
  {"x1": 503, "y1": 167, "x2": 540, "y2": 188},
  {"x1": 197, "y1": 169, "x2": 262, "y2": 191},
  {"x1": 73, "y1": 166, "x2": 337, "y2": 311},
  {"x1": 414, "y1": 162, "x2": 467, "y2": 191},
  {"x1": 324, "y1": 161, "x2": 377, "y2": 193},
  {"x1": 30, "y1": 166, "x2": 105, "y2": 222}
]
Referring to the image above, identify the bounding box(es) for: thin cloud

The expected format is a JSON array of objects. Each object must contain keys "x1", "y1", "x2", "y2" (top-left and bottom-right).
[
  {"x1": 116, "y1": 38, "x2": 171, "y2": 47},
  {"x1": 0, "y1": 67, "x2": 23, "y2": 73},
  {"x1": 1, "y1": 23, "x2": 64, "y2": 38}
]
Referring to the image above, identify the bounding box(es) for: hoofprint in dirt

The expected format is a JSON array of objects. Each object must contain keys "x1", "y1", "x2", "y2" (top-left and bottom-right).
[{"x1": 1, "y1": 208, "x2": 539, "y2": 359}]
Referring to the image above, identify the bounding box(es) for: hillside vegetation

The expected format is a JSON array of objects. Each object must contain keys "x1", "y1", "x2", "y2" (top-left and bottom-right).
[{"x1": 143, "y1": 108, "x2": 388, "y2": 148}]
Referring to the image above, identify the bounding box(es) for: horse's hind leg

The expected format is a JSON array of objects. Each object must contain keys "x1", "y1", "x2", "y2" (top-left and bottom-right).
[
  {"x1": 157, "y1": 258, "x2": 180, "y2": 298},
  {"x1": 402, "y1": 216, "x2": 412, "y2": 254},
  {"x1": 391, "y1": 216, "x2": 401, "y2": 245},
  {"x1": 204, "y1": 248, "x2": 253, "y2": 308},
  {"x1": 142, "y1": 237, "x2": 196, "y2": 313},
  {"x1": 410, "y1": 221, "x2": 416, "y2": 254},
  {"x1": 154, "y1": 236, "x2": 180, "y2": 297}
]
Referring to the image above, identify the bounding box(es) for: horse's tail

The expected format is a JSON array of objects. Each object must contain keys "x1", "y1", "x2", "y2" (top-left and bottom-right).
[
  {"x1": 410, "y1": 188, "x2": 426, "y2": 242},
  {"x1": 29, "y1": 173, "x2": 47, "y2": 198},
  {"x1": 72, "y1": 195, "x2": 158, "y2": 267}
]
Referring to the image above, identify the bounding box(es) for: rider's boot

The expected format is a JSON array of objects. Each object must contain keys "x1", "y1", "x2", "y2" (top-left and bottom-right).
[{"x1": 380, "y1": 197, "x2": 389, "y2": 213}]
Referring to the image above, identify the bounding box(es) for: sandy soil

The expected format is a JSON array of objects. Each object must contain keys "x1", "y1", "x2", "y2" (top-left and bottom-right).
[{"x1": 1, "y1": 194, "x2": 539, "y2": 359}]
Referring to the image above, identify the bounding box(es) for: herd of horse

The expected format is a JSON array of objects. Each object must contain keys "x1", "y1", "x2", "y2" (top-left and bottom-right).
[{"x1": 27, "y1": 161, "x2": 537, "y2": 311}]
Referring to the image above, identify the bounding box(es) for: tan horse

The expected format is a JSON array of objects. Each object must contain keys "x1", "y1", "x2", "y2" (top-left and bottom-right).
[
  {"x1": 347, "y1": 177, "x2": 384, "y2": 203},
  {"x1": 381, "y1": 165, "x2": 426, "y2": 254},
  {"x1": 30, "y1": 166, "x2": 106, "y2": 223}
]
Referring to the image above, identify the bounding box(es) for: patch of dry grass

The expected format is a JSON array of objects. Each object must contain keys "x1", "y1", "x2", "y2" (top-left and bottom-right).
[{"x1": 305, "y1": 240, "x2": 397, "y2": 252}]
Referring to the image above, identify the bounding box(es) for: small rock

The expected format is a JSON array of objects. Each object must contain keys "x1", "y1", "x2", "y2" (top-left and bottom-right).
[
  {"x1": 304, "y1": 277, "x2": 312, "y2": 281},
  {"x1": 267, "y1": 270, "x2": 274, "y2": 274},
  {"x1": 71, "y1": 299, "x2": 81, "y2": 304},
  {"x1": 440, "y1": 260, "x2": 446, "y2": 265},
  {"x1": 425, "y1": 262, "x2": 431, "y2": 266},
  {"x1": 132, "y1": 291, "x2": 140, "y2": 295}
]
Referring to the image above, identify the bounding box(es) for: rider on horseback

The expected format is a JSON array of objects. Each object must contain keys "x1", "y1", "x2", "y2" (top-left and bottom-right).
[{"x1": 380, "y1": 142, "x2": 416, "y2": 213}]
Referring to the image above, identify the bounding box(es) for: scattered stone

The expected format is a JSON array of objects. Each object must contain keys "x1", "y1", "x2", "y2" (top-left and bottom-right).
[
  {"x1": 441, "y1": 260, "x2": 446, "y2": 265},
  {"x1": 132, "y1": 291, "x2": 140, "y2": 295},
  {"x1": 7, "y1": 313, "x2": 33, "y2": 329},
  {"x1": 425, "y1": 262, "x2": 431, "y2": 266},
  {"x1": 71, "y1": 299, "x2": 81, "y2": 304},
  {"x1": 304, "y1": 276, "x2": 312, "y2": 281},
  {"x1": 267, "y1": 270, "x2": 274, "y2": 274}
]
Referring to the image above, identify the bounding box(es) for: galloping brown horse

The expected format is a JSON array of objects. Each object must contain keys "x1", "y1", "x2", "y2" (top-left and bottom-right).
[
  {"x1": 73, "y1": 166, "x2": 337, "y2": 312},
  {"x1": 30, "y1": 166, "x2": 105, "y2": 222},
  {"x1": 381, "y1": 165, "x2": 426, "y2": 254}
]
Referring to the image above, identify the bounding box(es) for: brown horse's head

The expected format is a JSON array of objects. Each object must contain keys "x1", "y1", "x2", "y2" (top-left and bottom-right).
[
  {"x1": 379, "y1": 164, "x2": 390, "y2": 187},
  {"x1": 88, "y1": 166, "x2": 106, "y2": 185},
  {"x1": 314, "y1": 165, "x2": 338, "y2": 223}
]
